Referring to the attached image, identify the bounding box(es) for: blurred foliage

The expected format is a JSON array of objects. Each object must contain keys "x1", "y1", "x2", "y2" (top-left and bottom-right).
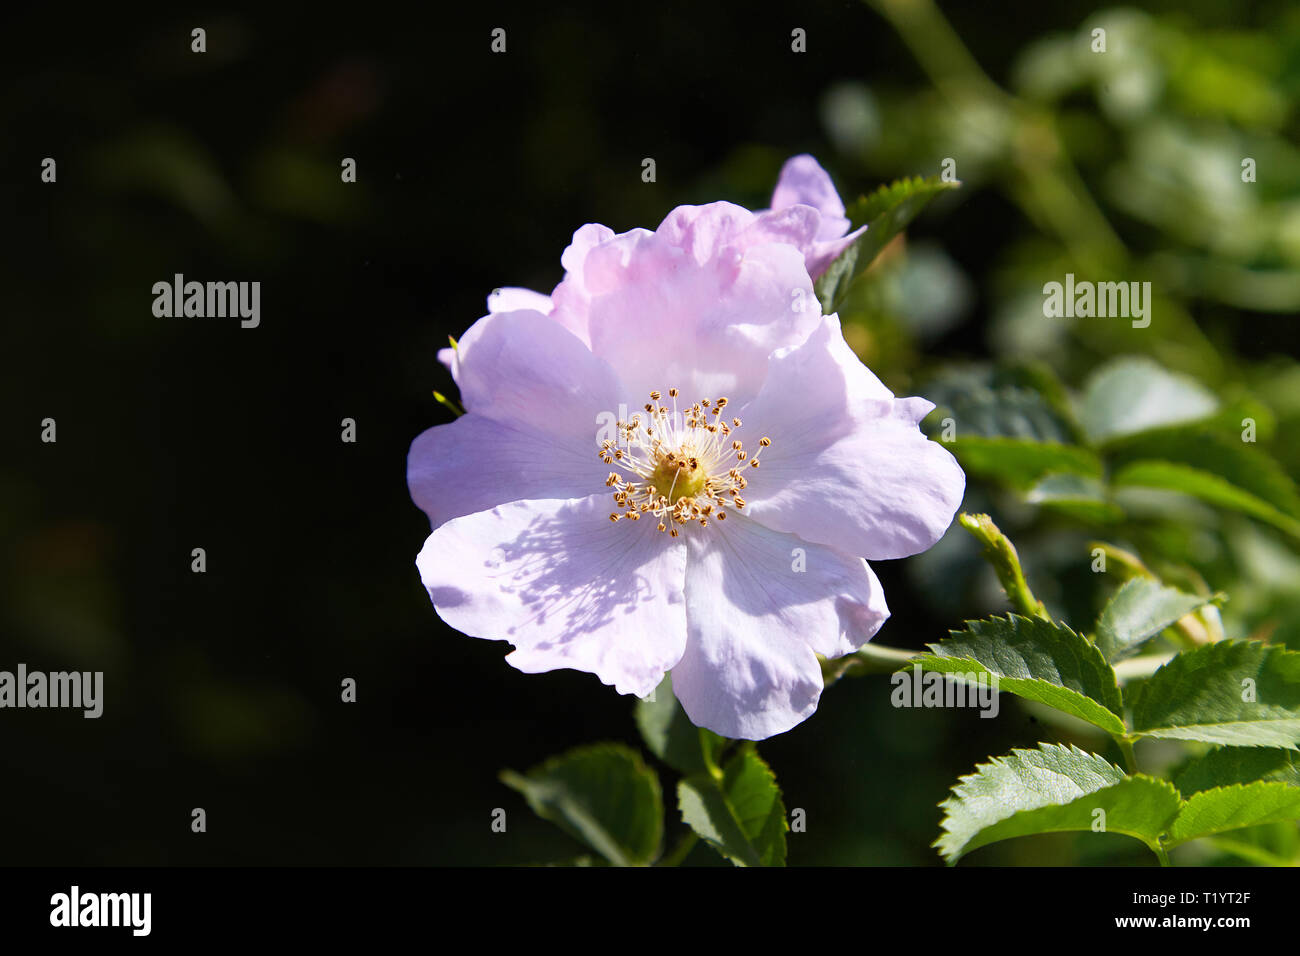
[{"x1": 814, "y1": 0, "x2": 1300, "y2": 865}]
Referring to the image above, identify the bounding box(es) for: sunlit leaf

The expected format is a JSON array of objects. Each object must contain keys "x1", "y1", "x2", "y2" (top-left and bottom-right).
[
  {"x1": 936, "y1": 744, "x2": 1179, "y2": 864},
  {"x1": 1129, "y1": 641, "x2": 1300, "y2": 749}
]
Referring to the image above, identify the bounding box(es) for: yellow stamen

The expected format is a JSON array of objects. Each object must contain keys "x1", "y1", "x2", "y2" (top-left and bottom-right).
[{"x1": 596, "y1": 388, "x2": 771, "y2": 534}]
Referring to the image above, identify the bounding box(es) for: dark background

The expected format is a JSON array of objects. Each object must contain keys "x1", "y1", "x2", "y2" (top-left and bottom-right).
[{"x1": 3, "y1": 0, "x2": 1295, "y2": 865}]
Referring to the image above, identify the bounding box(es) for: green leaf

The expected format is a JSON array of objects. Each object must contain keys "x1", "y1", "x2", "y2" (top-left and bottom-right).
[
  {"x1": 946, "y1": 437, "x2": 1102, "y2": 490},
  {"x1": 501, "y1": 744, "x2": 664, "y2": 866},
  {"x1": 678, "y1": 749, "x2": 788, "y2": 867},
  {"x1": 1080, "y1": 357, "x2": 1219, "y2": 444},
  {"x1": 1204, "y1": 834, "x2": 1300, "y2": 867},
  {"x1": 1107, "y1": 463, "x2": 1300, "y2": 538},
  {"x1": 815, "y1": 175, "x2": 959, "y2": 312},
  {"x1": 921, "y1": 364, "x2": 1084, "y2": 444},
  {"x1": 1026, "y1": 472, "x2": 1124, "y2": 522},
  {"x1": 935, "y1": 743, "x2": 1181, "y2": 864},
  {"x1": 1106, "y1": 428, "x2": 1300, "y2": 520},
  {"x1": 998, "y1": 360, "x2": 1081, "y2": 428},
  {"x1": 909, "y1": 614, "x2": 1126, "y2": 735},
  {"x1": 1169, "y1": 782, "x2": 1300, "y2": 845},
  {"x1": 634, "y1": 675, "x2": 726, "y2": 776},
  {"x1": 1112, "y1": 461, "x2": 1300, "y2": 539},
  {"x1": 928, "y1": 391, "x2": 1079, "y2": 445},
  {"x1": 1087, "y1": 540, "x2": 1158, "y2": 582},
  {"x1": 1094, "y1": 578, "x2": 1222, "y2": 662},
  {"x1": 1129, "y1": 641, "x2": 1300, "y2": 749},
  {"x1": 1173, "y1": 747, "x2": 1300, "y2": 797}
]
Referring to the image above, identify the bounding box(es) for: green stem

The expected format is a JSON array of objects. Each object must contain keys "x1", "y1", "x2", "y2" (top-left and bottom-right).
[
  {"x1": 659, "y1": 831, "x2": 699, "y2": 867},
  {"x1": 822, "y1": 642, "x2": 921, "y2": 685},
  {"x1": 958, "y1": 513, "x2": 1050, "y2": 621},
  {"x1": 865, "y1": 0, "x2": 1127, "y2": 273},
  {"x1": 700, "y1": 728, "x2": 725, "y2": 782},
  {"x1": 826, "y1": 642, "x2": 1171, "y2": 689},
  {"x1": 845, "y1": 643, "x2": 919, "y2": 670},
  {"x1": 1118, "y1": 736, "x2": 1139, "y2": 775},
  {"x1": 865, "y1": 0, "x2": 1006, "y2": 105}
]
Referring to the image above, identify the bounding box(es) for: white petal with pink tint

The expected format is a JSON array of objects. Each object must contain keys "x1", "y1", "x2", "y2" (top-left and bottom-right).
[
  {"x1": 670, "y1": 514, "x2": 889, "y2": 739},
  {"x1": 579, "y1": 227, "x2": 820, "y2": 406},
  {"x1": 770, "y1": 154, "x2": 852, "y2": 239},
  {"x1": 452, "y1": 309, "x2": 622, "y2": 436},
  {"x1": 487, "y1": 286, "x2": 552, "y2": 315},
  {"x1": 741, "y1": 316, "x2": 966, "y2": 560},
  {"x1": 417, "y1": 495, "x2": 688, "y2": 697},
  {"x1": 408, "y1": 416, "x2": 604, "y2": 530}
]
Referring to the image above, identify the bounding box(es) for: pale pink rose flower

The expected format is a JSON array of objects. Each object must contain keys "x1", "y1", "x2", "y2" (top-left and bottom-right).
[{"x1": 412, "y1": 158, "x2": 963, "y2": 739}]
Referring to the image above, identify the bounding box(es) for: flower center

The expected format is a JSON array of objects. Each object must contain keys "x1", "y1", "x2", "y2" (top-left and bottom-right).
[
  {"x1": 650, "y1": 457, "x2": 708, "y2": 503},
  {"x1": 598, "y1": 388, "x2": 770, "y2": 535}
]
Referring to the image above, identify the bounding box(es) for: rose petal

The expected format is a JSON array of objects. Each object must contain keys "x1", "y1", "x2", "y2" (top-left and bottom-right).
[
  {"x1": 417, "y1": 495, "x2": 688, "y2": 697},
  {"x1": 436, "y1": 345, "x2": 459, "y2": 384},
  {"x1": 764, "y1": 154, "x2": 868, "y2": 278},
  {"x1": 656, "y1": 202, "x2": 758, "y2": 264},
  {"x1": 487, "y1": 286, "x2": 552, "y2": 315},
  {"x1": 737, "y1": 204, "x2": 823, "y2": 255},
  {"x1": 548, "y1": 223, "x2": 617, "y2": 344},
  {"x1": 575, "y1": 227, "x2": 821, "y2": 406},
  {"x1": 656, "y1": 198, "x2": 854, "y2": 286},
  {"x1": 670, "y1": 514, "x2": 889, "y2": 739},
  {"x1": 770, "y1": 154, "x2": 851, "y2": 240},
  {"x1": 408, "y1": 415, "x2": 605, "y2": 529},
  {"x1": 741, "y1": 315, "x2": 966, "y2": 560},
  {"x1": 453, "y1": 309, "x2": 623, "y2": 439}
]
